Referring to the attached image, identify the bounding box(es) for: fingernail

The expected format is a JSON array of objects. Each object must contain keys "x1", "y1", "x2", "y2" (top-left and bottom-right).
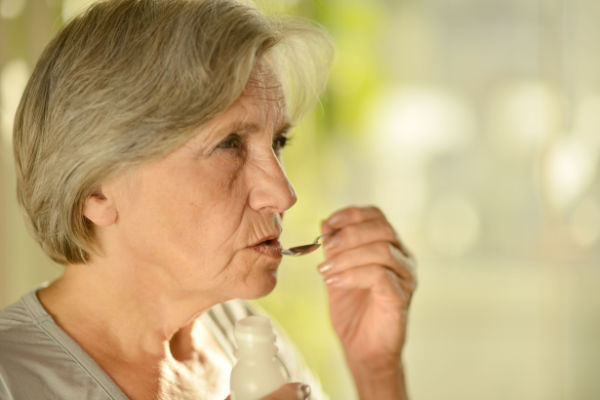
[
  {"x1": 318, "y1": 262, "x2": 333, "y2": 273},
  {"x1": 297, "y1": 384, "x2": 311, "y2": 399},
  {"x1": 328, "y1": 214, "x2": 344, "y2": 226},
  {"x1": 303, "y1": 384, "x2": 311, "y2": 399},
  {"x1": 323, "y1": 235, "x2": 341, "y2": 250},
  {"x1": 324, "y1": 275, "x2": 341, "y2": 286}
]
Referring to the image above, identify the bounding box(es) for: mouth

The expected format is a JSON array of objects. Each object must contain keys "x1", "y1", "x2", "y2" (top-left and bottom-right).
[{"x1": 250, "y1": 235, "x2": 282, "y2": 259}]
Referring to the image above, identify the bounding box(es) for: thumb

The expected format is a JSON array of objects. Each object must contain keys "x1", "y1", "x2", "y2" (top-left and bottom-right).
[{"x1": 321, "y1": 219, "x2": 334, "y2": 235}]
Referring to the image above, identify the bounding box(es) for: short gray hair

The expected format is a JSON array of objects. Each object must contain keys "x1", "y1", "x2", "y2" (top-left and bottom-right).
[{"x1": 13, "y1": 0, "x2": 332, "y2": 264}]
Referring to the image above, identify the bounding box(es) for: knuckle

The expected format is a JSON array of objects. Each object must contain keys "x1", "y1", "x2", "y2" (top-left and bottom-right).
[
  {"x1": 389, "y1": 244, "x2": 405, "y2": 262},
  {"x1": 377, "y1": 219, "x2": 396, "y2": 238},
  {"x1": 370, "y1": 212, "x2": 395, "y2": 235},
  {"x1": 367, "y1": 205, "x2": 382, "y2": 214},
  {"x1": 370, "y1": 205, "x2": 386, "y2": 219},
  {"x1": 347, "y1": 206, "x2": 362, "y2": 219},
  {"x1": 378, "y1": 242, "x2": 393, "y2": 258},
  {"x1": 386, "y1": 224, "x2": 398, "y2": 240}
]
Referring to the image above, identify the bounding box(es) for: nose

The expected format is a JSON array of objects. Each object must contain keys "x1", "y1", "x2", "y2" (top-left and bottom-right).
[{"x1": 247, "y1": 152, "x2": 297, "y2": 213}]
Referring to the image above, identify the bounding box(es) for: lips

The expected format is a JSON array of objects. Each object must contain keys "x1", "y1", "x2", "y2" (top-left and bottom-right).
[
  {"x1": 252, "y1": 234, "x2": 279, "y2": 246},
  {"x1": 250, "y1": 235, "x2": 282, "y2": 258}
]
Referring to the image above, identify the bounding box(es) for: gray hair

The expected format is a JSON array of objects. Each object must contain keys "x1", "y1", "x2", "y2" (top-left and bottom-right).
[{"x1": 13, "y1": 0, "x2": 333, "y2": 264}]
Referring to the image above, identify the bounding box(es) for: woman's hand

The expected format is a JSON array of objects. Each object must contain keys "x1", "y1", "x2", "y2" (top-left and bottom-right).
[
  {"x1": 319, "y1": 206, "x2": 417, "y2": 400},
  {"x1": 224, "y1": 383, "x2": 311, "y2": 400}
]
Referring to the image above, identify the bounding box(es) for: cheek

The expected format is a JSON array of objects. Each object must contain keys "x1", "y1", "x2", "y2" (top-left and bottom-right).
[
  {"x1": 175, "y1": 158, "x2": 248, "y2": 248},
  {"x1": 210, "y1": 156, "x2": 248, "y2": 211},
  {"x1": 172, "y1": 156, "x2": 243, "y2": 211},
  {"x1": 118, "y1": 157, "x2": 251, "y2": 263},
  {"x1": 216, "y1": 153, "x2": 244, "y2": 191},
  {"x1": 216, "y1": 251, "x2": 280, "y2": 299}
]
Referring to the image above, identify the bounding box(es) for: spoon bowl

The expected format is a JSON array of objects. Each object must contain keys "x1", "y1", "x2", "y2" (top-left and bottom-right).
[{"x1": 281, "y1": 230, "x2": 338, "y2": 256}]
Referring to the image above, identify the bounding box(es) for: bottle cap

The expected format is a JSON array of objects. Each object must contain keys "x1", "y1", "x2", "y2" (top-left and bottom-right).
[{"x1": 234, "y1": 315, "x2": 276, "y2": 344}]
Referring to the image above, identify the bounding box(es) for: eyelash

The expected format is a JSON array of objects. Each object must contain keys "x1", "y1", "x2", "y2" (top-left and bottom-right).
[
  {"x1": 272, "y1": 135, "x2": 291, "y2": 152},
  {"x1": 215, "y1": 134, "x2": 292, "y2": 153},
  {"x1": 216, "y1": 134, "x2": 243, "y2": 151}
]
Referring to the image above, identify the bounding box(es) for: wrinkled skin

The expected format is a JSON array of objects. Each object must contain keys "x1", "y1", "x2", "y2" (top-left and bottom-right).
[{"x1": 319, "y1": 206, "x2": 417, "y2": 400}]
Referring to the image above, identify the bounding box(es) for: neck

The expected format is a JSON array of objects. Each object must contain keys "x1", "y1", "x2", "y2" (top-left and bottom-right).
[{"x1": 38, "y1": 257, "x2": 220, "y2": 363}]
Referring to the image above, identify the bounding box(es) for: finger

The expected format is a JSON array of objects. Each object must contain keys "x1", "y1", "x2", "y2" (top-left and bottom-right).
[
  {"x1": 318, "y1": 241, "x2": 413, "y2": 281},
  {"x1": 323, "y1": 218, "x2": 396, "y2": 252},
  {"x1": 323, "y1": 257, "x2": 416, "y2": 297},
  {"x1": 324, "y1": 264, "x2": 414, "y2": 298},
  {"x1": 322, "y1": 218, "x2": 403, "y2": 258},
  {"x1": 324, "y1": 205, "x2": 385, "y2": 229}
]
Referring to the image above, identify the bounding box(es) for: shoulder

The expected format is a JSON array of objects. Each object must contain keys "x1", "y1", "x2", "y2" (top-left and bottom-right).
[
  {"x1": 0, "y1": 295, "x2": 52, "y2": 363},
  {"x1": 0, "y1": 293, "x2": 115, "y2": 400},
  {"x1": 0, "y1": 296, "x2": 49, "y2": 396},
  {"x1": 0, "y1": 295, "x2": 66, "y2": 397},
  {"x1": 0, "y1": 298, "x2": 34, "y2": 400},
  {"x1": 0, "y1": 294, "x2": 35, "y2": 332}
]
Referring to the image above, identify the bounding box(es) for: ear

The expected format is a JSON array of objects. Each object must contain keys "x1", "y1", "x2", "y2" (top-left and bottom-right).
[{"x1": 82, "y1": 188, "x2": 118, "y2": 227}]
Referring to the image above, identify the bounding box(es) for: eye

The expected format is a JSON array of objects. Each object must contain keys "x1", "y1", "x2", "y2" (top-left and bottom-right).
[
  {"x1": 216, "y1": 133, "x2": 243, "y2": 151},
  {"x1": 272, "y1": 135, "x2": 291, "y2": 152}
]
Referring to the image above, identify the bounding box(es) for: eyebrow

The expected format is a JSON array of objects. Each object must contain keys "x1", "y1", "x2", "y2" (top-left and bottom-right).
[
  {"x1": 223, "y1": 121, "x2": 294, "y2": 137},
  {"x1": 275, "y1": 122, "x2": 293, "y2": 136}
]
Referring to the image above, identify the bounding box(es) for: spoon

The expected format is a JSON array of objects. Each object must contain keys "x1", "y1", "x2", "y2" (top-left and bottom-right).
[{"x1": 281, "y1": 230, "x2": 339, "y2": 256}]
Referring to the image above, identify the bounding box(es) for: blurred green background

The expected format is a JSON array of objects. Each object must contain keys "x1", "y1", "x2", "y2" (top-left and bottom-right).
[{"x1": 1, "y1": 0, "x2": 600, "y2": 399}]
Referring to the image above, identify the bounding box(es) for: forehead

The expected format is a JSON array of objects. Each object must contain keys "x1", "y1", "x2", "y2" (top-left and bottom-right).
[
  {"x1": 211, "y1": 63, "x2": 289, "y2": 131},
  {"x1": 182, "y1": 63, "x2": 289, "y2": 149},
  {"x1": 239, "y1": 62, "x2": 287, "y2": 114}
]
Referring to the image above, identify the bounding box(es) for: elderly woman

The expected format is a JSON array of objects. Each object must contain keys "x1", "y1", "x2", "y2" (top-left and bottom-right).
[{"x1": 0, "y1": 0, "x2": 416, "y2": 399}]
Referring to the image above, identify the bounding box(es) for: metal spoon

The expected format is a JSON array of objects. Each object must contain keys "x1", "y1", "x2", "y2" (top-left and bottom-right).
[{"x1": 281, "y1": 230, "x2": 338, "y2": 256}]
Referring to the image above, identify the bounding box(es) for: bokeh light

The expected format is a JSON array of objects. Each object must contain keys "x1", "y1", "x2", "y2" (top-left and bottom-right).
[
  {"x1": 1, "y1": 59, "x2": 29, "y2": 145},
  {"x1": 0, "y1": 0, "x2": 26, "y2": 20},
  {"x1": 368, "y1": 86, "x2": 476, "y2": 164},
  {"x1": 545, "y1": 135, "x2": 598, "y2": 211},
  {"x1": 61, "y1": 0, "x2": 95, "y2": 21},
  {"x1": 488, "y1": 81, "x2": 561, "y2": 152}
]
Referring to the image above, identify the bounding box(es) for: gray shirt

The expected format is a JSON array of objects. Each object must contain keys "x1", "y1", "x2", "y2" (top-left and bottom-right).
[{"x1": 0, "y1": 290, "x2": 326, "y2": 399}]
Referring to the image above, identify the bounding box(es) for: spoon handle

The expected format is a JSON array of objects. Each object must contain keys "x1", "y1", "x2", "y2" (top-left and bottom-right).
[{"x1": 314, "y1": 230, "x2": 337, "y2": 243}]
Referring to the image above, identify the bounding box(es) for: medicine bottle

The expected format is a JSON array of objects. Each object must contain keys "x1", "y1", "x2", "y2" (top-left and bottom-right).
[{"x1": 230, "y1": 315, "x2": 289, "y2": 400}]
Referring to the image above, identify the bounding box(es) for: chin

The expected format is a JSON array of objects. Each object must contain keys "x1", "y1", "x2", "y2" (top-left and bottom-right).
[
  {"x1": 238, "y1": 268, "x2": 279, "y2": 300},
  {"x1": 225, "y1": 250, "x2": 282, "y2": 300}
]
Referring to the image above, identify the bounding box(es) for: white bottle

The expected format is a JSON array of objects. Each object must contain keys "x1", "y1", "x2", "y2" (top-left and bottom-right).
[{"x1": 230, "y1": 315, "x2": 289, "y2": 400}]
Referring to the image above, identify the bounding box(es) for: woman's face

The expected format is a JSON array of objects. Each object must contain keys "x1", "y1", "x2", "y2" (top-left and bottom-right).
[{"x1": 100, "y1": 67, "x2": 297, "y2": 301}]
